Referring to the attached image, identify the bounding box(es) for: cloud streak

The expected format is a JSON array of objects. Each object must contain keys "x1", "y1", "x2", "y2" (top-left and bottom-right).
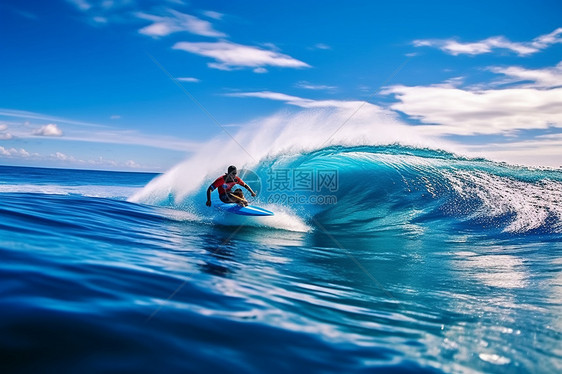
[
  {"x1": 173, "y1": 41, "x2": 310, "y2": 72},
  {"x1": 177, "y1": 77, "x2": 200, "y2": 83},
  {"x1": 296, "y1": 81, "x2": 337, "y2": 91},
  {"x1": 227, "y1": 91, "x2": 375, "y2": 110},
  {"x1": 202, "y1": 10, "x2": 224, "y2": 20},
  {"x1": 488, "y1": 61, "x2": 562, "y2": 89},
  {"x1": 137, "y1": 9, "x2": 226, "y2": 38},
  {"x1": 0, "y1": 108, "x2": 108, "y2": 129},
  {"x1": 61, "y1": 129, "x2": 202, "y2": 152},
  {"x1": 414, "y1": 28, "x2": 562, "y2": 56}
]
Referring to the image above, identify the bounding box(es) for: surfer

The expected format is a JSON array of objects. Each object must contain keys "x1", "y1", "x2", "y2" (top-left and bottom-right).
[{"x1": 206, "y1": 166, "x2": 256, "y2": 207}]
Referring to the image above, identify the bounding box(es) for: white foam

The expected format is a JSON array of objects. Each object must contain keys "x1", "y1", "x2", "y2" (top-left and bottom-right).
[
  {"x1": 159, "y1": 208, "x2": 200, "y2": 223},
  {"x1": 204, "y1": 203, "x2": 310, "y2": 232},
  {"x1": 443, "y1": 170, "x2": 562, "y2": 233},
  {"x1": 0, "y1": 184, "x2": 140, "y2": 200}
]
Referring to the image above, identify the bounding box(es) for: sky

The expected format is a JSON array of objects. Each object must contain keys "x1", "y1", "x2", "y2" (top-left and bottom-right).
[{"x1": 1, "y1": 0, "x2": 561, "y2": 171}]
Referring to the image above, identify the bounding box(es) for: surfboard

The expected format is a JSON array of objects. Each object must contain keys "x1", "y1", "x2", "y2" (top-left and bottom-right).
[{"x1": 214, "y1": 202, "x2": 274, "y2": 216}]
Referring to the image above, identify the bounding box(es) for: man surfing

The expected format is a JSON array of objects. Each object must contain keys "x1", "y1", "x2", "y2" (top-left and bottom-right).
[{"x1": 206, "y1": 165, "x2": 256, "y2": 207}]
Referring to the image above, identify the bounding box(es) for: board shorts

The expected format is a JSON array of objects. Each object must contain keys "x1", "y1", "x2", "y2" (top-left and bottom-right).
[{"x1": 219, "y1": 194, "x2": 232, "y2": 203}]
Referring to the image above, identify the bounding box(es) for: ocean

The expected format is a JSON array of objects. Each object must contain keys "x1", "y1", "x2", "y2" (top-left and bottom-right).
[{"x1": 1, "y1": 145, "x2": 561, "y2": 373}]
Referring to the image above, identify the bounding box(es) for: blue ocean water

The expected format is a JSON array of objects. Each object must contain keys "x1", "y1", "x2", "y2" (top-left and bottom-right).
[{"x1": 1, "y1": 146, "x2": 561, "y2": 373}]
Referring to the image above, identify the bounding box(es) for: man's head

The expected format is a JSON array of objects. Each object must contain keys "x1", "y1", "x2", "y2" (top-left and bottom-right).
[{"x1": 227, "y1": 165, "x2": 237, "y2": 177}]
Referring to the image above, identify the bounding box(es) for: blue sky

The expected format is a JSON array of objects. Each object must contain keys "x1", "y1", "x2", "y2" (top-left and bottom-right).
[{"x1": 1, "y1": 0, "x2": 561, "y2": 171}]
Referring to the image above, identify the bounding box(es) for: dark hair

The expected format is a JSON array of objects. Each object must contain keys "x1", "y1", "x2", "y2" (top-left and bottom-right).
[{"x1": 228, "y1": 165, "x2": 237, "y2": 174}]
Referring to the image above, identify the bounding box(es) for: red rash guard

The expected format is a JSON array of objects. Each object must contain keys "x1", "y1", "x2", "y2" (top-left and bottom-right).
[{"x1": 210, "y1": 175, "x2": 245, "y2": 196}]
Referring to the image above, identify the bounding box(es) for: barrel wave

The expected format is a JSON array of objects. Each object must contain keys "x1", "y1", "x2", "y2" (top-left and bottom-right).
[
  {"x1": 131, "y1": 144, "x2": 562, "y2": 237},
  {"x1": 267, "y1": 145, "x2": 562, "y2": 236}
]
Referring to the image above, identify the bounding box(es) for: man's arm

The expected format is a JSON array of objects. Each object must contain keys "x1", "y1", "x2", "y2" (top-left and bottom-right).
[
  {"x1": 243, "y1": 183, "x2": 257, "y2": 197},
  {"x1": 206, "y1": 186, "x2": 213, "y2": 206}
]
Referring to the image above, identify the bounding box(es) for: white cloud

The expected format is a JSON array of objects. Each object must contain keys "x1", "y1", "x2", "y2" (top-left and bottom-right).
[
  {"x1": 488, "y1": 61, "x2": 562, "y2": 89},
  {"x1": 173, "y1": 41, "x2": 310, "y2": 71},
  {"x1": 110, "y1": 115, "x2": 121, "y2": 119},
  {"x1": 311, "y1": 43, "x2": 331, "y2": 50},
  {"x1": 229, "y1": 91, "x2": 305, "y2": 103},
  {"x1": 296, "y1": 81, "x2": 336, "y2": 90},
  {"x1": 54, "y1": 152, "x2": 75, "y2": 161},
  {"x1": 0, "y1": 143, "x2": 148, "y2": 169},
  {"x1": 531, "y1": 27, "x2": 562, "y2": 49},
  {"x1": 139, "y1": 22, "x2": 172, "y2": 37},
  {"x1": 384, "y1": 85, "x2": 562, "y2": 136},
  {"x1": 0, "y1": 133, "x2": 13, "y2": 140},
  {"x1": 434, "y1": 76, "x2": 465, "y2": 88},
  {"x1": 414, "y1": 27, "x2": 562, "y2": 56},
  {"x1": 202, "y1": 10, "x2": 224, "y2": 20},
  {"x1": 125, "y1": 160, "x2": 141, "y2": 168},
  {"x1": 462, "y1": 134, "x2": 562, "y2": 168},
  {"x1": 137, "y1": 9, "x2": 226, "y2": 38},
  {"x1": 381, "y1": 62, "x2": 562, "y2": 137},
  {"x1": 383, "y1": 59, "x2": 562, "y2": 137},
  {"x1": 177, "y1": 77, "x2": 200, "y2": 82},
  {"x1": 33, "y1": 124, "x2": 63, "y2": 137},
  {"x1": 227, "y1": 91, "x2": 391, "y2": 113},
  {"x1": 88, "y1": 156, "x2": 117, "y2": 167},
  {"x1": 0, "y1": 146, "x2": 32, "y2": 158},
  {"x1": 66, "y1": 0, "x2": 91, "y2": 11}
]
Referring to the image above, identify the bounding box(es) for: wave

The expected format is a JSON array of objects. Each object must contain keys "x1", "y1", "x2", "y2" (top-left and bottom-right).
[
  {"x1": 0, "y1": 184, "x2": 141, "y2": 200},
  {"x1": 127, "y1": 105, "x2": 561, "y2": 236},
  {"x1": 131, "y1": 144, "x2": 562, "y2": 236}
]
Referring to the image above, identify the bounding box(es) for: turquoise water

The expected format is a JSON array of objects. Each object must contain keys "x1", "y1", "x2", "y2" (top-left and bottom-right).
[{"x1": 1, "y1": 146, "x2": 561, "y2": 373}]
